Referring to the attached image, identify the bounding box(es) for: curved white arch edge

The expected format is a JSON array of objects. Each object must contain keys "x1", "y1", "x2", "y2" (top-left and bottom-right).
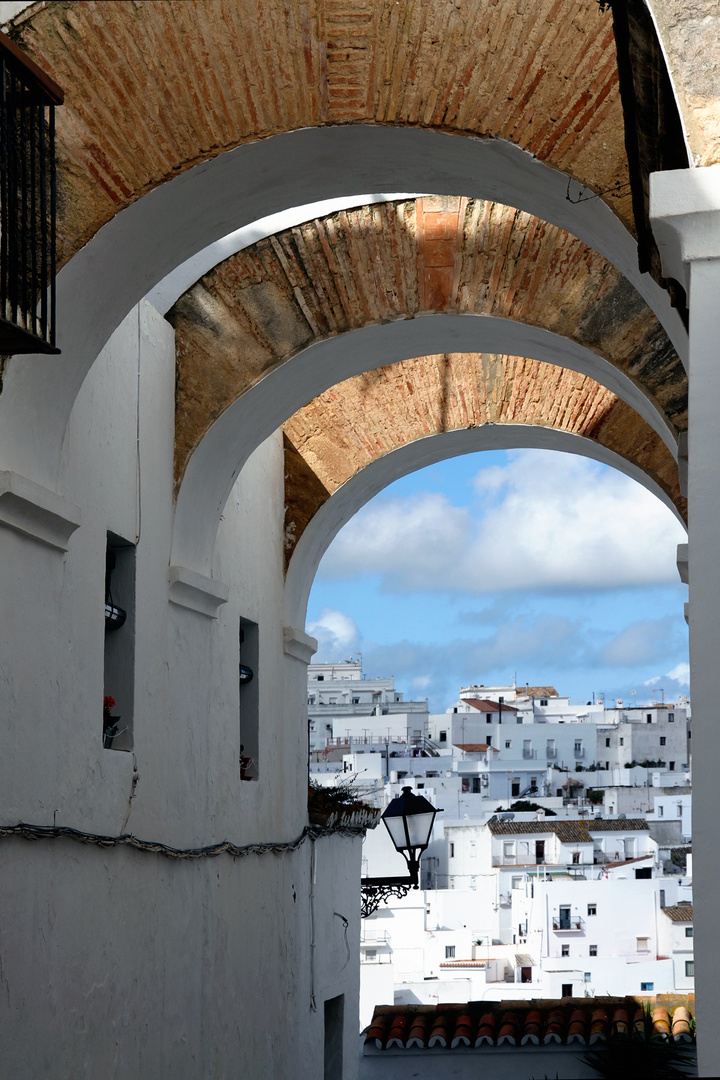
[
  {"x1": 171, "y1": 312, "x2": 678, "y2": 575},
  {"x1": 0, "y1": 126, "x2": 685, "y2": 493},
  {"x1": 282, "y1": 425, "x2": 687, "y2": 632}
]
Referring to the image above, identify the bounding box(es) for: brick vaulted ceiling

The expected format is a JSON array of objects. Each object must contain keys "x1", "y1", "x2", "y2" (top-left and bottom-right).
[
  {"x1": 281, "y1": 352, "x2": 684, "y2": 567},
  {"x1": 7, "y1": 1, "x2": 689, "y2": 560},
  {"x1": 167, "y1": 195, "x2": 685, "y2": 491},
  {"x1": 11, "y1": 0, "x2": 633, "y2": 267}
]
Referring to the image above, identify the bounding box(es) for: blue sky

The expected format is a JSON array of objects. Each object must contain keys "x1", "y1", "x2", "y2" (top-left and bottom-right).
[{"x1": 306, "y1": 448, "x2": 689, "y2": 714}]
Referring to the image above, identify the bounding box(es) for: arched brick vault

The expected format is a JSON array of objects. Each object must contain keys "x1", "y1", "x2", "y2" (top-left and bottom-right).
[
  {"x1": 168, "y1": 196, "x2": 686, "y2": 487},
  {"x1": 10, "y1": 0, "x2": 634, "y2": 268},
  {"x1": 281, "y1": 352, "x2": 685, "y2": 569}
]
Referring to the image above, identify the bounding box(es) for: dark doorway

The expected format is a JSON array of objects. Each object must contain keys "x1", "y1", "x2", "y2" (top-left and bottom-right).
[
  {"x1": 535, "y1": 840, "x2": 545, "y2": 864},
  {"x1": 324, "y1": 995, "x2": 344, "y2": 1080}
]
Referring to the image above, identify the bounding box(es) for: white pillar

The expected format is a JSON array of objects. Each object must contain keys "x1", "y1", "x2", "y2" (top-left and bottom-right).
[{"x1": 651, "y1": 164, "x2": 720, "y2": 1078}]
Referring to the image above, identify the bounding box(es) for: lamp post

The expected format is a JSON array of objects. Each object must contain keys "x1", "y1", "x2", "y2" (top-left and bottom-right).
[{"x1": 360, "y1": 786, "x2": 441, "y2": 918}]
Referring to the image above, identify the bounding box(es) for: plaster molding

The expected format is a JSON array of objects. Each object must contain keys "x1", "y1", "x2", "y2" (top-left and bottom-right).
[
  {"x1": 677, "y1": 543, "x2": 688, "y2": 585},
  {"x1": 168, "y1": 565, "x2": 229, "y2": 618},
  {"x1": 283, "y1": 626, "x2": 318, "y2": 665},
  {"x1": 0, "y1": 471, "x2": 80, "y2": 550},
  {"x1": 650, "y1": 165, "x2": 720, "y2": 290}
]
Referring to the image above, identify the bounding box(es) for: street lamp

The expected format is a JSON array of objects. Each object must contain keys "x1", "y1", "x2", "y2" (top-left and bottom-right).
[{"x1": 361, "y1": 786, "x2": 441, "y2": 918}]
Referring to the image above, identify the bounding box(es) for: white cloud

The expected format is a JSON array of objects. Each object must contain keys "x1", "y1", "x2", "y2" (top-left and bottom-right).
[
  {"x1": 645, "y1": 661, "x2": 690, "y2": 688},
  {"x1": 306, "y1": 607, "x2": 361, "y2": 659},
  {"x1": 318, "y1": 450, "x2": 686, "y2": 594},
  {"x1": 666, "y1": 662, "x2": 690, "y2": 685}
]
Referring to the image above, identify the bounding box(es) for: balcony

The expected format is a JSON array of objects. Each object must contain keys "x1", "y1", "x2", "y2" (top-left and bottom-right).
[
  {"x1": 522, "y1": 748, "x2": 538, "y2": 759},
  {"x1": 574, "y1": 747, "x2": 585, "y2": 758},
  {"x1": 0, "y1": 36, "x2": 63, "y2": 355},
  {"x1": 546, "y1": 747, "x2": 557, "y2": 759},
  {"x1": 552, "y1": 914, "x2": 586, "y2": 932}
]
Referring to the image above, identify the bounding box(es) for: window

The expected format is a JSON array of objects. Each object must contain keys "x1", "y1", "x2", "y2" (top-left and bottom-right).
[
  {"x1": 365, "y1": 949, "x2": 377, "y2": 961},
  {"x1": 685, "y1": 960, "x2": 694, "y2": 977},
  {"x1": 686, "y1": 926, "x2": 694, "y2": 938},
  {"x1": 605, "y1": 738, "x2": 610, "y2": 747},
  {"x1": 487, "y1": 735, "x2": 492, "y2": 745},
  {"x1": 505, "y1": 740, "x2": 511, "y2": 749},
  {"x1": 669, "y1": 712, "x2": 675, "y2": 722},
  {"x1": 574, "y1": 740, "x2": 582, "y2": 754},
  {"x1": 641, "y1": 982, "x2": 654, "y2": 992},
  {"x1": 470, "y1": 842, "x2": 476, "y2": 857},
  {"x1": 499, "y1": 696, "x2": 504, "y2": 703},
  {"x1": 503, "y1": 841, "x2": 515, "y2": 859},
  {"x1": 659, "y1": 806, "x2": 664, "y2": 816},
  {"x1": 660, "y1": 737, "x2": 666, "y2": 746},
  {"x1": 587, "y1": 904, "x2": 597, "y2": 916},
  {"x1": 561, "y1": 945, "x2": 569, "y2": 957},
  {"x1": 646, "y1": 713, "x2": 652, "y2": 723},
  {"x1": 584, "y1": 972, "x2": 592, "y2": 982},
  {"x1": 439, "y1": 731, "x2": 447, "y2": 743},
  {"x1": 572, "y1": 852, "x2": 580, "y2": 864},
  {"x1": 103, "y1": 534, "x2": 136, "y2": 752},
  {"x1": 445, "y1": 945, "x2": 455, "y2": 959},
  {"x1": 511, "y1": 876, "x2": 523, "y2": 889},
  {"x1": 449, "y1": 843, "x2": 455, "y2": 858},
  {"x1": 637, "y1": 937, "x2": 649, "y2": 952},
  {"x1": 352, "y1": 697, "x2": 359, "y2": 704},
  {"x1": 589, "y1": 945, "x2": 597, "y2": 957},
  {"x1": 239, "y1": 617, "x2": 259, "y2": 780},
  {"x1": 561, "y1": 983, "x2": 572, "y2": 997},
  {"x1": 316, "y1": 674, "x2": 324, "y2": 681},
  {"x1": 540, "y1": 699, "x2": 548, "y2": 707},
  {"x1": 486, "y1": 714, "x2": 492, "y2": 723},
  {"x1": 619, "y1": 737, "x2": 624, "y2": 746},
  {"x1": 669, "y1": 761, "x2": 676, "y2": 770}
]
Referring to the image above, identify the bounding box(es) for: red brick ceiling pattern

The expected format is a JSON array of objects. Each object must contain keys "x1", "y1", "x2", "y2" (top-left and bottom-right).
[
  {"x1": 10, "y1": 0, "x2": 632, "y2": 266},
  {"x1": 168, "y1": 196, "x2": 685, "y2": 486},
  {"x1": 281, "y1": 351, "x2": 684, "y2": 565}
]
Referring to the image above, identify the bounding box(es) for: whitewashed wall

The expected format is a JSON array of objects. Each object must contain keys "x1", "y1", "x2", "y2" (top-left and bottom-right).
[{"x1": 0, "y1": 302, "x2": 362, "y2": 1079}]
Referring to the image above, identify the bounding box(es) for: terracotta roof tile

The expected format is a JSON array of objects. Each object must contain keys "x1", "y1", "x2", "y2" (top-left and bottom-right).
[
  {"x1": 363, "y1": 998, "x2": 696, "y2": 1054},
  {"x1": 516, "y1": 687, "x2": 559, "y2": 697},
  {"x1": 663, "y1": 903, "x2": 693, "y2": 922},
  {"x1": 589, "y1": 818, "x2": 650, "y2": 832},
  {"x1": 463, "y1": 698, "x2": 518, "y2": 712},
  {"x1": 454, "y1": 742, "x2": 499, "y2": 753}
]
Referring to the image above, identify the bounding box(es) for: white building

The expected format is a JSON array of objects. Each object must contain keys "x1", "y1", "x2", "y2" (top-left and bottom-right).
[{"x1": 308, "y1": 661, "x2": 429, "y2": 753}]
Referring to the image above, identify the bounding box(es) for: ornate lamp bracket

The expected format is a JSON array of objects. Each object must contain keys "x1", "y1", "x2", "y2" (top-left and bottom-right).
[{"x1": 361, "y1": 877, "x2": 415, "y2": 919}]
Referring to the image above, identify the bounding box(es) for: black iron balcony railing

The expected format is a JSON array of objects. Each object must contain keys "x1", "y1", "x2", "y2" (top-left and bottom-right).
[
  {"x1": 0, "y1": 32, "x2": 63, "y2": 355},
  {"x1": 552, "y1": 914, "x2": 586, "y2": 932}
]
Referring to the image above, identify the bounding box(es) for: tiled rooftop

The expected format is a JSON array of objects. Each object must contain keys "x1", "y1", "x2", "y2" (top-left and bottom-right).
[
  {"x1": 516, "y1": 686, "x2": 559, "y2": 697},
  {"x1": 487, "y1": 817, "x2": 650, "y2": 841},
  {"x1": 454, "y1": 743, "x2": 499, "y2": 753},
  {"x1": 463, "y1": 699, "x2": 518, "y2": 712},
  {"x1": 364, "y1": 998, "x2": 695, "y2": 1052},
  {"x1": 663, "y1": 904, "x2": 694, "y2": 922}
]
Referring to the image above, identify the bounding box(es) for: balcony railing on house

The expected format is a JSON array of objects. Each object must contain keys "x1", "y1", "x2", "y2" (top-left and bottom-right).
[
  {"x1": 522, "y1": 748, "x2": 538, "y2": 759},
  {"x1": 552, "y1": 914, "x2": 586, "y2": 932},
  {"x1": 0, "y1": 33, "x2": 63, "y2": 355},
  {"x1": 546, "y1": 747, "x2": 557, "y2": 759}
]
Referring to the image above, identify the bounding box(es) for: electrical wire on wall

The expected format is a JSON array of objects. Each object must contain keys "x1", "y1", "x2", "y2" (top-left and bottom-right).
[{"x1": 0, "y1": 820, "x2": 364, "y2": 860}]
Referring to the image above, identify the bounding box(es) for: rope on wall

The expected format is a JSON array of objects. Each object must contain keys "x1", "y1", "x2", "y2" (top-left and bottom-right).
[{"x1": 0, "y1": 821, "x2": 364, "y2": 860}]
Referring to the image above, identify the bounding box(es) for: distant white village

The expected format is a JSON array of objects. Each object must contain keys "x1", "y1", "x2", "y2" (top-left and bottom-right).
[{"x1": 307, "y1": 662, "x2": 693, "y2": 1028}]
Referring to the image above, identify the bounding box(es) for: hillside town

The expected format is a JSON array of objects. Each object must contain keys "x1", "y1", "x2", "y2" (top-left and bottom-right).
[{"x1": 307, "y1": 663, "x2": 693, "y2": 1029}]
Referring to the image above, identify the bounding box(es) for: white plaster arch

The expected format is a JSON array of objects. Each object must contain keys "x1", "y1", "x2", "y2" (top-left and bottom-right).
[
  {"x1": 171, "y1": 312, "x2": 679, "y2": 576},
  {"x1": 0, "y1": 126, "x2": 686, "y2": 494},
  {"x1": 283, "y1": 424, "x2": 687, "y2": 633}
]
